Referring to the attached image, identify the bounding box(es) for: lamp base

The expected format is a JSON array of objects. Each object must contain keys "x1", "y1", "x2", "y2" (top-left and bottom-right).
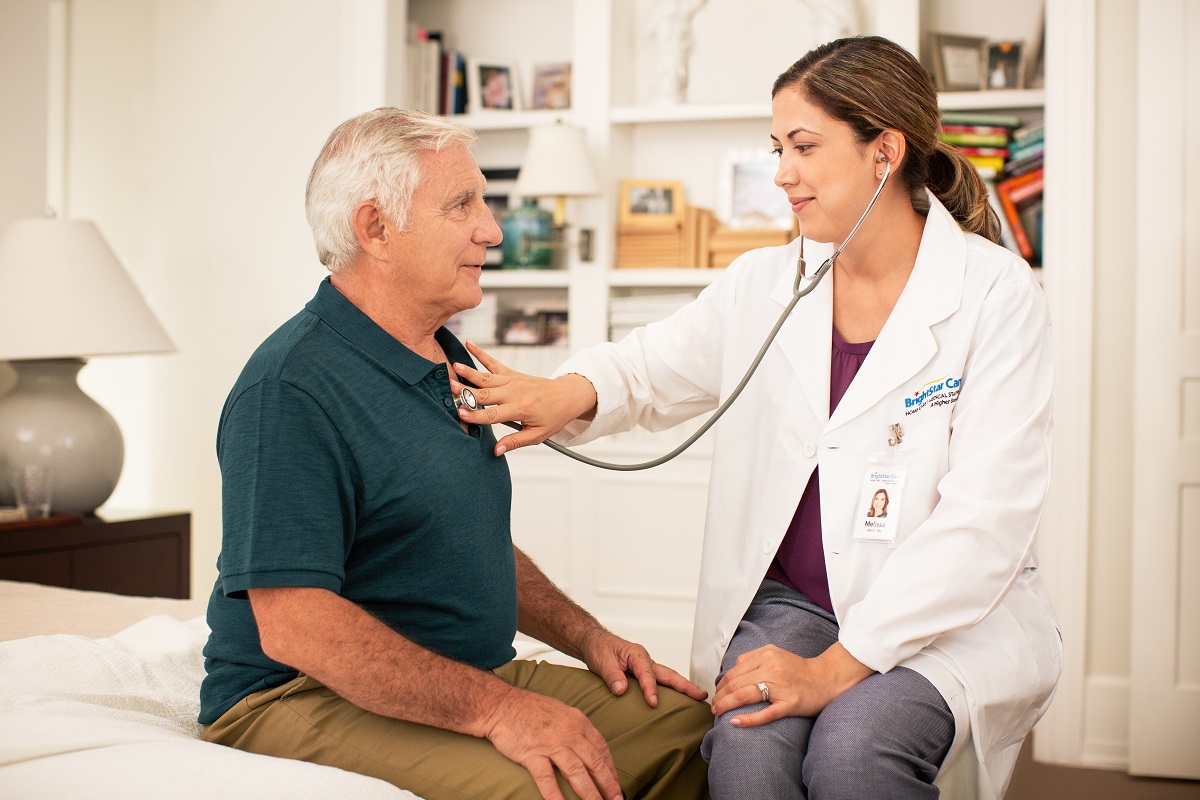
[{"x1": 0, "y1": 359, "x2": 124, "y2": 514}]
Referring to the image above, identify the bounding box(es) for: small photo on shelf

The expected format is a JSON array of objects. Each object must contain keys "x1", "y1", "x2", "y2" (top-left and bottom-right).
[
  {"x1": 497, "y1": 311, "x2": 545, "y2": 346},
  {"x1": 929, "y1": 32, "x2": 987, "y2": 92},
  {"x1": 469, "y1": 58, "x2": 522, "y2": 112},
  {"x1": 531, "y1": 62, "x2": 572, "y2": 110},
  {"x1": 986, "y1": 41, "x2": 1025, "y2": 90},
  {"x1": 619, "y1": 179, "x2": 686, "y2": 229}
]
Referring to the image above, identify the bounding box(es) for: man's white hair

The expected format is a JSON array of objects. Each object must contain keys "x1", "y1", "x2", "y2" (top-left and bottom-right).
[{"x1": 305, "y1": 108, "x2": 478, "y2": 273}]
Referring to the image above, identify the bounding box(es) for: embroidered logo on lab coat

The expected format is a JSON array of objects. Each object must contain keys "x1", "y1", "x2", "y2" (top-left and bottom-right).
[{"x1": 903, "y1": 375, "x2": 962, "y2": 416}]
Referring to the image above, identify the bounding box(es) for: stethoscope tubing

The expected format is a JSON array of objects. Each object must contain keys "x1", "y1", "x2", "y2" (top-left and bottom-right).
[{"x1": 490, "y1": 161, "x2": 891, "y2": 471}]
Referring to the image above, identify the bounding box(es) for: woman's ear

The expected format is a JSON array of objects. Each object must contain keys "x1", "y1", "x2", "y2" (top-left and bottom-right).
[
  {"x1": 351, "y1": 201, "x2": 391, "y2": 260},
  {"x1": 876, "y1": 130, "x2": 906, "y2": 173}
]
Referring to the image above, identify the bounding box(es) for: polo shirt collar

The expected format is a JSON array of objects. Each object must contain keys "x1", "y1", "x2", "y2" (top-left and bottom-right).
[{"x1": 305, "y1": 277, "x2": 472, "y2": 385}]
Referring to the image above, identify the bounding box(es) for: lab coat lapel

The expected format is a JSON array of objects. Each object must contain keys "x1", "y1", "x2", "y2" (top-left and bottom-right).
[
  {"x1": 770, "y1": 240, "x2": 837, "y2": 421},
  {"x1": 828, "y1": 198, "x2": 966, "y2": 431}
]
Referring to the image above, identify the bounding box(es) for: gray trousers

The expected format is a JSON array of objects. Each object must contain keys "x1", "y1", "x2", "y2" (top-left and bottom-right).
[{"x1": 701, "y1": 580, "x2": 954, "y2": 799}]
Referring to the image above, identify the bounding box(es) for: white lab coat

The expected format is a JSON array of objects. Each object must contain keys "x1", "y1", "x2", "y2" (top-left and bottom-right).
[{"x1": 554, "y1": 195, "x2": 1062, "y2": 797}]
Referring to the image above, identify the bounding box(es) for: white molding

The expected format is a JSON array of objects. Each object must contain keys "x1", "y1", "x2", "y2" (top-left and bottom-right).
[{"x1": 1032, "y1": 0, "x2": 1097, "y2": 767}]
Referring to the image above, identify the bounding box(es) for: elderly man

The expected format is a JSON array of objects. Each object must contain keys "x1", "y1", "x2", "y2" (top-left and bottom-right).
[{"x1": 199, "y1": 108, "x2": 711, "y2": 800}]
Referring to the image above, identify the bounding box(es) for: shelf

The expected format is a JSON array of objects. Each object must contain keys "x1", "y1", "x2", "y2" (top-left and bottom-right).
[
  {"x1": 610, "y1": 103, "x2": 772, "y2": 125},
  {"x1": 480, "y1": 270, "x2": 571, "y2": 289},
  {"x1": 937, "y1": 89, "x2": 1045, "y2": 111},
  {"x1": 449, "y1": 109, "x2": 574, "y2": 131},
  {"x1": 608, "y1": 269, "x2": 723, "y2": 288}
]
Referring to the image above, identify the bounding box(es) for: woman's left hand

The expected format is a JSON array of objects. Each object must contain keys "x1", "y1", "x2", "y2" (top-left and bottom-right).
[{"x1": 710, "y1": 643, "x2": 874, "y2": 728}]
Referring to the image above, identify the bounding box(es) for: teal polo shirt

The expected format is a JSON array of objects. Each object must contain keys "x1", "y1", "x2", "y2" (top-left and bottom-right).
[{"x1": 199, "y1": 278, "x2": 517, "y2": 725}]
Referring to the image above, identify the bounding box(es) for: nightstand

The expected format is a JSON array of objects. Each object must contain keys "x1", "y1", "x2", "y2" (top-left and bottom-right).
[{"x1": 0, "y1": 510, "x2": 191, "y2": 598}]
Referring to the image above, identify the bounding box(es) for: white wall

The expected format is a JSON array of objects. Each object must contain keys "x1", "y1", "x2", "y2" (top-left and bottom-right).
[
  {"x1": 58, "y1": 0, "x2": 376, "y2": 592},
  {"x1": 0, "y1": 0, "x2": 52, "y2": 398}
]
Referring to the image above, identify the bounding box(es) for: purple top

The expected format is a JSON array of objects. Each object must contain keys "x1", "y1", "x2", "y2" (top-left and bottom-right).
[{"x1": 764, "y1": 326, "x2": 874, "y2": 614}]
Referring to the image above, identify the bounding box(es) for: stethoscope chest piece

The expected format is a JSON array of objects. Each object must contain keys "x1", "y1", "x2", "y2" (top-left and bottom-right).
[{"x1": 454, "y1": 387, "x2": 478, "y2": 411}]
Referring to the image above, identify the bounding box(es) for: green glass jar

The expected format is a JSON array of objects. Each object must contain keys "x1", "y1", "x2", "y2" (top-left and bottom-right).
[{"x1": 500, "y1": 199, "x2": 553, "y2": 268}]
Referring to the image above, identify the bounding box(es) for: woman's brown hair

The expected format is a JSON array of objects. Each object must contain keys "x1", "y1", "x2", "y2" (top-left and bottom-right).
[{"x1": 772, "y1": 36, "x2": 1001, "y2": 243}]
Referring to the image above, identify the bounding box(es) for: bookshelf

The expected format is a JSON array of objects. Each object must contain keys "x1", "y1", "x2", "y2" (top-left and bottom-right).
[{"x1": 390, "y1": 0, "x2": 1055, "y2": 680}]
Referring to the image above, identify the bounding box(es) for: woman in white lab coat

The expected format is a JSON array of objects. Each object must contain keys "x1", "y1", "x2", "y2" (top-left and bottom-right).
[{"x1": 453, "y1": 35, "x2": 1061, "y2": 799}]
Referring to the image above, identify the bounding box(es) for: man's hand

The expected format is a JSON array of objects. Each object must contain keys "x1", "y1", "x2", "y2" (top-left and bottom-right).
[
  {"x1": 481, "y1": 686, "x2": 623, "y2": 800},
  {"x1": 579, "y1": 628, "x2": 709, "y2": 708},
  {"x1": 450, "y1": 341, "x2": 597, "y2": 455}
]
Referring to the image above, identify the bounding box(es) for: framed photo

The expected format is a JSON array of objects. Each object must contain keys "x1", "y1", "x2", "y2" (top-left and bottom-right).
[
  {"x1": 497, "y1": 310, "x2": 545, "y2": 346},
  {"x1": 469, "y1": 58, "x2": 521, "y2": 113},
  {"x1": 531, "y1": 62, "x2": 572, "y2": 110},
  {"x1": 539, "y1": 311, "x2": 569, "y2": 345},
  {"x1": 929, "y1": 33, "x2": 986, "y2": 92},
  {"x1": 1024, "y1": 14, "x2": 1045, "y2": 89},
  {"x1": 717, "y1": 149, "x2": 794, "y2": 230},
  {"x1": 481, "y1": 168, "x2": 519, "y2": 267},
  {"x1": 618, "y1": 179, "x2": 686, "y2": 228},
  {"x1": 986, "y1": 41, "x2": 1025, "y2": 90}
]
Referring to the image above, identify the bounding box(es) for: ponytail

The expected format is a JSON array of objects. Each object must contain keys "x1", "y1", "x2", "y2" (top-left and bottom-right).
[{"x1": 925, "y1": 140, "x2": 1001, "y2": 243}]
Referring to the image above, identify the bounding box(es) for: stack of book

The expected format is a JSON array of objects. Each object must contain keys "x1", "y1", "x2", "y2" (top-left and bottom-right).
[
  {"x1": 407, "y1": 25, "x2": 468, "y2": 115},
  {"x1": 939, "y1": 111, "x2": 1022, "y2": 180},
  {"x1": 941, "y1": 112, "x2": 1044, "y2": 267},
  {"x1": 1005, "y1": 121, "x2": 1045, "y2": 178}
]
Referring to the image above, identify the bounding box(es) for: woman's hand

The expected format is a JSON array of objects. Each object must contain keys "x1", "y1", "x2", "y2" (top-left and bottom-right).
[
  {"x1": 710, "y1": 642, "x2": 874, "y2": 727},
  {"x1": 451, "y1": 341, "x2": 598, "y2": 456}
]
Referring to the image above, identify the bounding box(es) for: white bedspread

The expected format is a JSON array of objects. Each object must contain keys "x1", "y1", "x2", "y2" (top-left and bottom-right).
[{"x1": 0, "y1": 614, "x2": 416, "y2": 799}]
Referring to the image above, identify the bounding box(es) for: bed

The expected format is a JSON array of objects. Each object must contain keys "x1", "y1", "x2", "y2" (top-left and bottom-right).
[
  {"x1": 0, "y1": 579, "x2": 987, "y2": 799},
  {"x1": 0, "y1": 580, "x2": 573, "y2": 799}
]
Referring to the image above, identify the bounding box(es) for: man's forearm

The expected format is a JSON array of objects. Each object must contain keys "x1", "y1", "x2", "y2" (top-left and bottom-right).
[
  {"x1": 249, "y1": 586, "x2": 513, "y2": 738},
  {"x1": 513, "y1": 546, "x2": 607, "y2": 661}
]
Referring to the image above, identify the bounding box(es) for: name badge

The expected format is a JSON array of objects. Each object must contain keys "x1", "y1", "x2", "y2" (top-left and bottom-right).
[{"x1": 853, "y1": 451, "x2": 913, "y2": 546}]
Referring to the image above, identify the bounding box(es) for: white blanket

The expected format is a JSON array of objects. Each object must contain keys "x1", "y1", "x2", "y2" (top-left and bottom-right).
[{"x1": 0, "y1": 614, "x2": 416, "y2": 799}]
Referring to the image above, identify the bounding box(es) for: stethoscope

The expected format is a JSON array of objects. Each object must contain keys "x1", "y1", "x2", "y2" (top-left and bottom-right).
[{"x1": 461, "y1": 159, "x2": 892, "y2": 471}]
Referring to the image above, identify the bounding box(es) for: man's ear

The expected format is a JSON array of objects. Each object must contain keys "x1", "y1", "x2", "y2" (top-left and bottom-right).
[{"x1": 351, "y1": 201, "x2": 391, "y2": 260}]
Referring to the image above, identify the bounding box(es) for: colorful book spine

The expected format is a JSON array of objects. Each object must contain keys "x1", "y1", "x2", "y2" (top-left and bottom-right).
[{"x1": 942, "y1": 131, "x2": 1010, "y2": 147}]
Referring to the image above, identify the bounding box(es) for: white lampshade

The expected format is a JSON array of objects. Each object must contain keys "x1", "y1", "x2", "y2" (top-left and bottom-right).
[
  {"x1": 515, "y1": 123, "x2": 600, "y2": 226},
  {"x1": 0, "y1": 218, "x2": 174, "y2": 360},
  {"x1": 0, "y1": 218, "x2": 174, "y2": 515}
]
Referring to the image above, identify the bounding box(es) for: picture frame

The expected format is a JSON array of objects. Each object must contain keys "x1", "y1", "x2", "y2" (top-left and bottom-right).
[
  {"x1": 481, "y1": 167, "x2": 520, "y2": 267},
  {"x1": 497, "y1": 310, "x2": 546, "y2": 346},
  {"x1": 530, "y1": 62, "x2": 572, "y2": 110},
  {"x1": 539, "y1": 311, "x2": 569, "y2": 345},
  {"x1": 1024, "y1": 13, "x2": 1045, "y2": 89},
  {"x1": 929, "y1": 33, "x2": 987, "y2": 92},
  {"x1": 618, "y1": 179, "x2": 686, "y2": 228},
  {"x1": 986, "y1": 41, "x2": 1025, "y2": 90},
  {"x1": 469, "y1": 58, "x2": 522, "y2": 113},
  {"x1": 716, "y1": 148, "x2": 794, "y2": 230}
]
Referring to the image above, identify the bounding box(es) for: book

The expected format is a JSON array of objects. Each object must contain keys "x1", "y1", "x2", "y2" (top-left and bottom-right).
[
  {"x1": 967, "y1": 154, "x2": 1006, "y2": 173},
  {"x1": 941, "y1": 131, "x2": 1010, "y2": 147},
  {"x1": 1012, "y1": 121, "x2": 1045, "y2": 144},
  {"x1": 941, "y1": 124, "x2": 1012, "y2": 136},
  {"x1": 984, "y1": 179, "x2": 1020, "y2": 255},
  {"x1": 956, "y1": 146, "x2": 1010, "y2": 158},
  {"x1": 995, "y1": 170, "x2": 1045, "y2": 261},
  {"x1": 1005, "y1": 152, "x2": 1044, "y2": 179},
  {"x1": 940, "y1": 110, "x2": 1022, "y2": 128}
]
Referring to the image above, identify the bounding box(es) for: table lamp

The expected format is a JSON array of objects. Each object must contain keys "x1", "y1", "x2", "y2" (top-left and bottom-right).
[
  {"x1": 514, "y1": 122, "x2": 600, "y2": 264},
  {"x1": 0, "y1": 218, "x2": 175, "y2": 514}
]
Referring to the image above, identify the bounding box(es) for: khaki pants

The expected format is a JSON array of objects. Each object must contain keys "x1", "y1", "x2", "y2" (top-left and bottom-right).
[{"x1": 203, "y1": 659, "x2": 711, "y2": 800}]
